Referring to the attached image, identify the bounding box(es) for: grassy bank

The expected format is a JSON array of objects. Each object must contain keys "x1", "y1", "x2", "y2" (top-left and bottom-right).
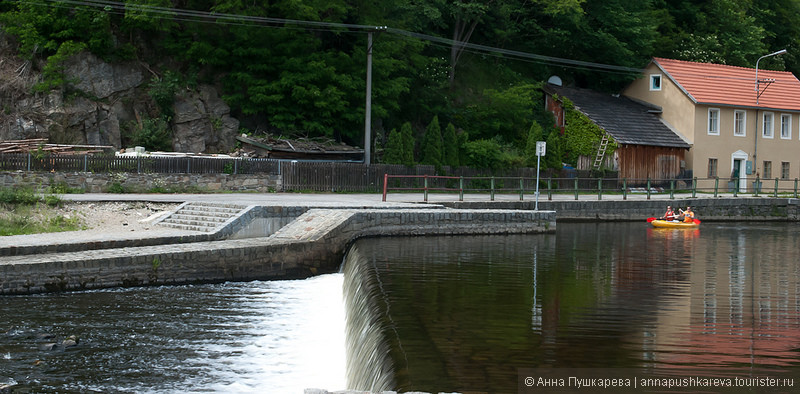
[{"x1": 0, "y1": 187, "x2": 83, "y2": 236}]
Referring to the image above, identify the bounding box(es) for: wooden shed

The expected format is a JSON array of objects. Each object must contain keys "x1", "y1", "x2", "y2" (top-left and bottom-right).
[{"x1": 544, "y1": 85, "x2": 691, "y2": 183}]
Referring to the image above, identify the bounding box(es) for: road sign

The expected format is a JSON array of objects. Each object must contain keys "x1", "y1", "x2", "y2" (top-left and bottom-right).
[{"x1": 536, "y1": 141, "x2": 546, "y2": 156}]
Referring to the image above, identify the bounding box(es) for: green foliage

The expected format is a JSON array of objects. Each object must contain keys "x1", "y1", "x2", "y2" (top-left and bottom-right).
[
  {"x1": 667, "y1": 0, "x2": 766, "y2": 66},
  {"x1": 524, "y1": 121, "x2": 545, "y2": 166},
  {"x1": 223, "y1": 162, "x2": 234, "y2": 175},
  {"x1": 34, "y1": 41, "x2": 87, "y2": 92},
  {"x1": 421, "y1": 116, "x2": 443, "y2": 167},
  {"x1": 43, "y1": 194, "x2": 63, "y2": 207},
  {"x1": 442, "y1": 122, "x2": 459, "y2": 167},
  {"x1": 0, "y1": 203, "x2": 81, "y2": 236},
  {"x1": 48, "y1": 181, "x2": 83, "y2": 195},
  {"x1": 457, "y1": 83, "x2": 542, "y2": 148},
  {"x1": 148, "y1": 71, "x2": 182, "y2": 120},
  {"x1": 463, "y1": 139, "x2": 504, "y2": 170},
  {"x1": 0, "y1": 186, "x2": 75, "y2": 235},
  {"x1": 127, "y1": 117, "x2": 172, "y2": 152},
  {"x1": 400, "y1": 122, "x2": 416, "y2": 166},
  {"x1": 3, "y1": 0, "x2": 800, "y2": 172},
  {"x1": 544, "y1": 129, "x2": 566, "y2": 170},
  {"x1": 563, "y1": 102, "x2": 607, "y2": 164},
  {"x1": 0, "y1": 186, "x2": 39, "y2": 205},
  {"x1": 107, "y1": 182, "x2": 127, "y2": 193},
  {"x1": 383, "y1": 128, "x2": 405, "y2": 164}
]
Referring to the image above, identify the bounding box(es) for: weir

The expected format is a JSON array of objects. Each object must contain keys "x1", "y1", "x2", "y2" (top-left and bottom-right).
[
  {"x1": 342, "y1": 244, "x2": 396, "y2": 391},
  {"x1": 0, "y1": 207, "x2": 555, "y2": 295}
]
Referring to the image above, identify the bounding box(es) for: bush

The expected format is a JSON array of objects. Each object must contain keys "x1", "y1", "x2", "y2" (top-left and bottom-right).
[
  {"x1": 107, "y1": 182, "x2": 127, "y2": 193},
  {"x1": 129, "y1": 117, "x2": 172, "y2": 152},
  {"x1": 44, "y1": 194, "x2": 62, "y2": 207},
  {"x1": 0, "y1": 187, "x2": 40, "y2": 205},
  {"x1": 463, "y1": 139, "x2": 504, "y2": 170}
]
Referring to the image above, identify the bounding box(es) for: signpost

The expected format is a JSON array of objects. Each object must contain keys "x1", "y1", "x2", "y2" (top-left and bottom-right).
[{"x1": 535, "y1": 141, "x2": 546, "y2": 211}]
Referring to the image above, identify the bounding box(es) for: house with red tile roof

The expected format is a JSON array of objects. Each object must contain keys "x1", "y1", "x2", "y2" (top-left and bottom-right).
[{"x1": 623, "y1": 57, "x2": 800, "y2": 192}]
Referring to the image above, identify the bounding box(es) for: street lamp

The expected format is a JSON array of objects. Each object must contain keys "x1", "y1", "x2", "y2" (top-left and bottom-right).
[{"x1": 755, "y1": 49, "x2": 787, "y2": 104}]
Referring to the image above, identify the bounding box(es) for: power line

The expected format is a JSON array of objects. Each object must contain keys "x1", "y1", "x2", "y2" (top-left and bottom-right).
[{"x1": 21, "y1": 0, "x2": 644, "y2": 74}]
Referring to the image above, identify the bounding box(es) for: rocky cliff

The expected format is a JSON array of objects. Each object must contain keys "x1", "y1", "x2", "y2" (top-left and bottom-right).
[{"x1": 0, "y1": 32, "x2": 237, "y2": 153}]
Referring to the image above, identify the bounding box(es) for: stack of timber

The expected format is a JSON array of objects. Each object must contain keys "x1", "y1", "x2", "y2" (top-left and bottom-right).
[
  {"x1": 235, "y1": 134, "x2": 363, "y2": 161},
  {"x1": 0, "y1": 139, "x2": 115, "y2": 155}
]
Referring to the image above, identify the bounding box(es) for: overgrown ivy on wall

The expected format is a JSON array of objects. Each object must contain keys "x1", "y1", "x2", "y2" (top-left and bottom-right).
[{"x1": 559, "y1": 96, "x2": 617, "y2": 166}]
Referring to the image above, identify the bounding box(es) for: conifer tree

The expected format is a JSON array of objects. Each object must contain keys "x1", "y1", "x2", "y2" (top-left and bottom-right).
[
  {"x1": 525, "y1": 121, "x2": 545, "y2": 167},
  {"x1": 400, "y1": 122, "x2": 415, "y2": 166},
  {"x1": 545, "y1": 129, "x2": 564, "y2": 170},
  {"x1": 383, "y1": 128, "x2": 404, "y2": 164},
  {"x1": 442, "y1": 122, "x2": 459, "y2": 168},
  {"x1": 421, "y1": 116, "x2": 443, "y2": 167}
]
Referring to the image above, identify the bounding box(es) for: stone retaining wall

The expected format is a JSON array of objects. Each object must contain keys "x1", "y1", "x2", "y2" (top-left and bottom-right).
[
  {"x1": 0, "y1": 171, "x2": 281, "y2": 193},
  {"x1": 0, "y1": 209, "x2": 555, "y2": 295},
  {"x1": 443, "y1": 197, "x2": 800, "y2": 221}
]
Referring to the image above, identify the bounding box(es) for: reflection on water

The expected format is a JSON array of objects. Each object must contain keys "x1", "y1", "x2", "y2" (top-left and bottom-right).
[
  {"x1": 346, "y1": 222, "x2": 800, "y2": 392},
  {"x1": 0, "y1": 275, "x2": 345, "y2": 393},
  {"x1": 2, "y1": 222, "x2": 800, "y2": 393}
]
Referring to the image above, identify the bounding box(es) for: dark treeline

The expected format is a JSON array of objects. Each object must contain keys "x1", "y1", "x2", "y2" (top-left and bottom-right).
[{"x1": 1, "y1": 0, "x2": 797, "y2": 170}]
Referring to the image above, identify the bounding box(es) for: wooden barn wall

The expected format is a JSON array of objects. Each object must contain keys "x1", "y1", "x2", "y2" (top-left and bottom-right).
[{"x1": 617, "y1": 145, "x2": 685, "y2": 182}]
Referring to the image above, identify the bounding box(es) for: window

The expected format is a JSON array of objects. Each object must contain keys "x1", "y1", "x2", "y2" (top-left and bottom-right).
[
  {"x1": 650, "y1": 74, "x2": 662, "y2": 91},
  {"x1": 708, "y1": 108, "x2": 720, "y2": 135},
  {"x1": 782, "y1": 162, "x2": 790, "y2": 179},
  {"x1": 763, "y1": 161, "x2": 772, "y2": 179},
  {"x1": 708, "y1": 158, "x2": 718, "y2": 178},
  {"x1": 763, "y1": 112, "x2": 774, "y2": 138},
  {"x1": 781, "y1": 114, "x2": 792, "y2": 139},
  {"x1": 734, "y1": 110, "x2": 746, "y2": 136}
]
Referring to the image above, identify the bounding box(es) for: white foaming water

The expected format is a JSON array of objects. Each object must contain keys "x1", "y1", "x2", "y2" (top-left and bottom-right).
[{"x1": 177, "y1": 273, "x2": 347, "y2": 394}]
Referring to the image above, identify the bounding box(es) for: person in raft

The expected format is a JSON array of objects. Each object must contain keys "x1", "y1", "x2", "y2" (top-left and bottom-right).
[
  {"x1": 659, "y1": 205, "x2": 676, "y2": 221},
  {"x1": 678, "y1": 206, "x2": 695, "y2": 223}
]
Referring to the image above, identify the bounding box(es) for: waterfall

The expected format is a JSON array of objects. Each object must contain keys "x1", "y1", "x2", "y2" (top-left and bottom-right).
[{"x1": 342, "y1": 243, "x2": 396, "y2": 392}]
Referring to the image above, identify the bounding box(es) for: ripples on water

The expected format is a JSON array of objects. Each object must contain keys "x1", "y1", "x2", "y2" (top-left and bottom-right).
[
  {"x1": 3, "y1": 222, "x2": 800, "y2": 393},
  {"x1": 0, "y1": 275, "x2": 345, "y2": 393}
]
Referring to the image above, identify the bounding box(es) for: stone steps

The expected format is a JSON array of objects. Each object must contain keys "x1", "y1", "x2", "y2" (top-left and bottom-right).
[{"x1": 157, "y1": 202, "x2": 247, "y2": 233}]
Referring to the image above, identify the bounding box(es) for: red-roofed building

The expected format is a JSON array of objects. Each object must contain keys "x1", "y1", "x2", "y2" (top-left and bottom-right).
[{"x1": 623, "y1": 57, "x2": 800, "y2": 191}]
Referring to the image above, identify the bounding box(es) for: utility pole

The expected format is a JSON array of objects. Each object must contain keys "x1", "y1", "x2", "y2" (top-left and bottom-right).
[
  {"x1": 364, "y1": 31, "x2": 373, "y2": 165},
  {"x1": 363, "y1": 27, "x2": 386, "y2": 166}
]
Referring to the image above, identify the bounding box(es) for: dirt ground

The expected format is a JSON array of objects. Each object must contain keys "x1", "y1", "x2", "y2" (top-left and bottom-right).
[{"x1": 54, "y1": 201, "x2": 180, "y2": 233}]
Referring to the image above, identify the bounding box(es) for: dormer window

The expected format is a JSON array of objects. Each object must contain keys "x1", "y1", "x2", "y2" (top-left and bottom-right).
[{"x1": 650, "y1": 74, "x2": 662, "y2": 91}]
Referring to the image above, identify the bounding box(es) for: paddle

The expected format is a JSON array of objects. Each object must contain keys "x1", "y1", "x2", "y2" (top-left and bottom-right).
[
  {"x1": 647, "y1": 217, "x2": 656, "y2": 223},
  {"x1": 693, "y1": 218, "x2": 701, "y2": 225}
]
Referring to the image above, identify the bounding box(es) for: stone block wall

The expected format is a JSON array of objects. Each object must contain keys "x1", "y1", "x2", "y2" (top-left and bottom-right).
[
  {"x1": 0, "y1": 171, "x2": 281, "y2": 193},
  {"x1": 443, "y1": 198, "x2": 800, "y2": 221}
]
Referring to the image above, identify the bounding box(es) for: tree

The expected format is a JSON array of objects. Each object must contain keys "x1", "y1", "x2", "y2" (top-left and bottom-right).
[
  {"x1": 383, "y1": 128, "x2": 405, "y2": 164},
  {"x1": 544, "y1": 129, "x2": 565, "y2": 170},
  {"x1": 662, "y1": 0, "x2": 766, "y2": 66},
  {"x1": 442, "y1": 122, "x2": 459, "y2": 167},
  {"x1": 524, "y1": 121, "x2": 545, "y2": 167},
  {"x1": 463, "y1": 139, "x2": 503, "y2": 169},
  {"x1": 400, "y1": 122, "x2": 416, "y2": 166},
  {"x1": 421, "y1": 116, "x2": 443, "y2": 167},
  {"x1": 456, "y1": 83, "x2": 541, "y2": 148}
]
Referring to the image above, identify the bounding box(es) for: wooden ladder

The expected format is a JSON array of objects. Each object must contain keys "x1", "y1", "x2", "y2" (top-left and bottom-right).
[{"x1": 592, "y1": 134, "x2": 610, "y2": 170}]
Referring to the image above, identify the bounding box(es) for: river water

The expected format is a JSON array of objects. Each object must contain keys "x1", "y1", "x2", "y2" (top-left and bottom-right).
[{"x1": 3, "y1": 222, "x2": 800, "y2": 393}]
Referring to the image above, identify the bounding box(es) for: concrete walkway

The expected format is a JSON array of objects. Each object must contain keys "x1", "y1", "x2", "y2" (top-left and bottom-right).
[
  {"x1": 1, "y1": 190, "x2": 790, "y2": 257},
  {"x1": 58, "y1": 191, "x2": 731, "y2": 205}
]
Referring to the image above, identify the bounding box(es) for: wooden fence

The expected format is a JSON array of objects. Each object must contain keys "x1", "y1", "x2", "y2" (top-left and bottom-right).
[
  {"x1": 0, "y1": 152, "x2": 618, "y2": 193},
  {"x1": 0, "y1": 153, "x2": 281, "y2": 175}
]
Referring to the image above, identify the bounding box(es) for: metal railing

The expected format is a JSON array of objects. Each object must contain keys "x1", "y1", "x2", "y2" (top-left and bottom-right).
[{"x1": 382, "y1": 175, "x2": 800, "y2": 201}]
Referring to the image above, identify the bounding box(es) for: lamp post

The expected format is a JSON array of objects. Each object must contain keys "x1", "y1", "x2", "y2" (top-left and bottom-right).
[{"x1": 755, "y1": 49, "x2": 787, "y2": 105}]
